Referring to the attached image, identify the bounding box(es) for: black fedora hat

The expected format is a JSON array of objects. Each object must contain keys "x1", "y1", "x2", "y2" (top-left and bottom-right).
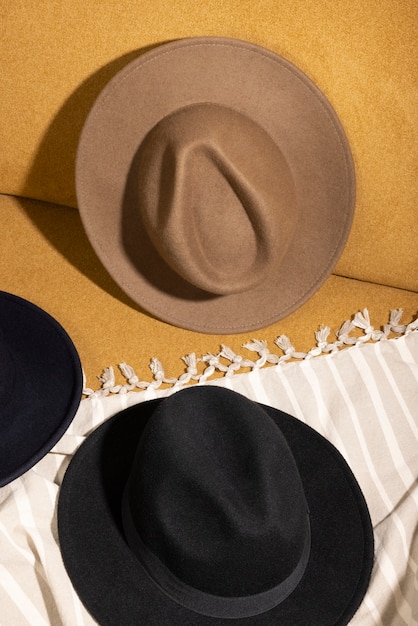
[
  {"x1": 58, "y1": 386, "x2": 374, "y2": 625},
  {"x1": 0, "y1": 291, "x2": 83, "y2": 487}
]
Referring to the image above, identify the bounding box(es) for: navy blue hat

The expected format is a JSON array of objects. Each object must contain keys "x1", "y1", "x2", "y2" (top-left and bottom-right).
[
  {"x1": 58, "y1": 386, "x2": 374, "y2": 625},
  {"x1": 0, "y1": 291, "x2": 83, "y2": 487}
]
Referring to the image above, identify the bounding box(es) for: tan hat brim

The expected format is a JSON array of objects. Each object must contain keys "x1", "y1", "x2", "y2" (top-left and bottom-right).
[{"x1": 76, "y1": 37, "x2": 355, "y2": 333}]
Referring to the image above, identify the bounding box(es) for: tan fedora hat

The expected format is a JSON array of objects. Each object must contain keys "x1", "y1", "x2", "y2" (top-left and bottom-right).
[{"x1": 76, "y1": 37, "x2": 355, "y2": 333}]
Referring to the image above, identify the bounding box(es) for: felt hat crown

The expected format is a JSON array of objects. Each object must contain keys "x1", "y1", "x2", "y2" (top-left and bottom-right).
[
  {"x1": 76, "y1": 37, "x2": 355, "y2": 333},
  {"x1": 137, "y1": 102, "x2": 297, "y2": 296},
  {"x1": 58, "y1": 386, "x2": 374, "y2": 625},
  {"x1": 0, "y1": 291, "x2": 83, "y2": 487},
  {"x1": 122, "y1": 386, "x2": 311, "y2": 618}
]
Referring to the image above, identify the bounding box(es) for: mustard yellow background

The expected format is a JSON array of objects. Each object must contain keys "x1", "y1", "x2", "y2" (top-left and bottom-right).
[{"x1": 1, "y1": 1, "x2": 417, "y2": 389}]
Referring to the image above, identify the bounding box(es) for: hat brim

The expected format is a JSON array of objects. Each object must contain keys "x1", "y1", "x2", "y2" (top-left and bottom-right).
[
  {"x1": 0, "y1": 292, "x2": 83, "y2": 487},
  {"x1": 58, "y1": 394, "x2": 373, "y2": 625},
  {"x1": 76, "y1": 37, "x2": 355, "y2": 333}
]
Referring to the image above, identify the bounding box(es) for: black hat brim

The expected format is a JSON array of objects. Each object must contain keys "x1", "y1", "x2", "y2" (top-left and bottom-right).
[
  {"x1": 0, "y1": 292, "x2": 83, "y2": 487},
  {"x1": 57, "y1": 392, "x2": 374, "y2": 625}
]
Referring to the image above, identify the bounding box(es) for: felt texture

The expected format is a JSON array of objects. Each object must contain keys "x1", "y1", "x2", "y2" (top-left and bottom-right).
[
  {"x1": 0, "y1": 292, "x2": 83, "y2": 486},
  {"x1": 125, "y1": 388, "x2": 310, "y2": 600},
  {"x1": 137, "y1": 103, "x2": 298, "y2": 296},
  {"x1": 57, "y1": 387, "x2": 374, "y2": 625},
  {"x1": 76, "y1": 39, "x2": 355, "y2": 332},
  {"x1": 0, "y1": 1, "x2": 417, "y2": 386}
]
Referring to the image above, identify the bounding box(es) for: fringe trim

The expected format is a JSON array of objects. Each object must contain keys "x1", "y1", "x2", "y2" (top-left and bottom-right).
[{"x1": 83, "y1": 308, "x2": 418, "y2": 398}]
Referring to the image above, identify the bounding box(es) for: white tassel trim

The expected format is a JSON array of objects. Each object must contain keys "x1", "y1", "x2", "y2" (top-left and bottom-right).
[{"x1": 82, "y1": 308, "x2": 418, "y2": 397}]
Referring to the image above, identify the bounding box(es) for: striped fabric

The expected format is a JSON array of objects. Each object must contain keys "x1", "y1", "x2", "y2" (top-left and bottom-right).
[{"x1": 0, "y1": 331, "x2": 417, "y2": 625}]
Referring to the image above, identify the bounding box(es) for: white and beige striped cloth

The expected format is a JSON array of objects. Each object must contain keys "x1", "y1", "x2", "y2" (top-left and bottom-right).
[{"x1": 1, "y1": 330, "x2": 417, "y2": 625}]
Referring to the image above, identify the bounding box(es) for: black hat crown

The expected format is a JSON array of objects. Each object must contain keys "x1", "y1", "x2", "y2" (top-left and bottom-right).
[{"x1": 122, "y1": 386, "x2": 311, "y2": 619}]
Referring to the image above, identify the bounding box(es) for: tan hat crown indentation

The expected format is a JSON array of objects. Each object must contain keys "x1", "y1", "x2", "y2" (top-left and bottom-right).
[{"x1": 137, "y1": 103, "x2": 298, "y2": 296}]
